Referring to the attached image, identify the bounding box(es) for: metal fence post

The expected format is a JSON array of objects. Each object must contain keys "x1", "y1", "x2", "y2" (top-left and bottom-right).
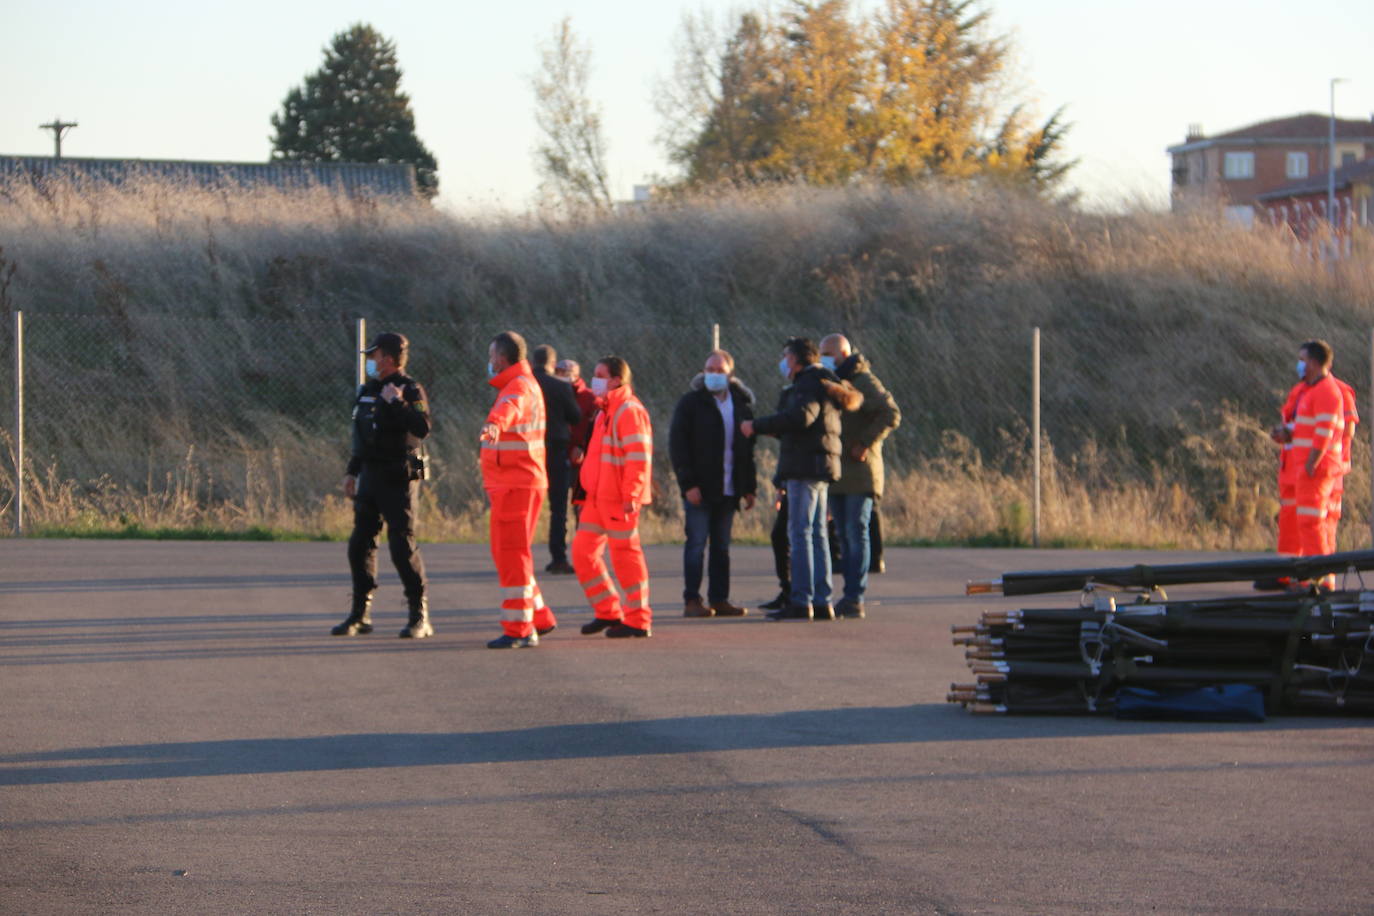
[
  {"x1": 355, "y1": 318, "x2": 366, "y2": 387},
  {"x1": 13, "y1": 309, "x2": 23, "y2": 536},
  {"x1": 711, "y1": 321, "x2": 720, "y2": 352},
  {"x1": 1032, "y1": 326, "x2": 1041, "y2": 548}
]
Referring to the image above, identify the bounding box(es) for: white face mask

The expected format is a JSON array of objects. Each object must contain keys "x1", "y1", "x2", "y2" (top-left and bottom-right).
[
  {"x1": 591, "y1": 377, "x2": 610, "y2": 397},
  {"x1": 703, "y1": 371, "x2": 729, "y2": 392},
  {"x1": 778, "y1": 358, "x2": 792, "y2": 380},
  {"x1": 1296, "y1": 359, "x2": 1307, "y2": 379},
  {"x1": 820, "y1": 355, "x2": 837, "y2": 371},
  {"x1": 365, "y1": 358, "x2": 379, "y2": 379}
]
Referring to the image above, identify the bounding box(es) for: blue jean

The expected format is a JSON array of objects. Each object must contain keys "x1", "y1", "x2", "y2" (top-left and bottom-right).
[
  {"x1": 683, "y1": 498, "x2": 736, "y2": 603},
  {"x1": 829, "y1": 492, "x2": 873, "y2": 603},
  {"x1": 787, "y1": 480, "x2": 832, "y2": 608}
]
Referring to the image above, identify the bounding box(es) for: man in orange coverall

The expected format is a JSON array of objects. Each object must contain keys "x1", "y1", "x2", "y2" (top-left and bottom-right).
[
  {"x1": 481, "y1": 331, "x2": 558, "y2": 648},
  {"x1": 1270, "y1": 339, "x2": 1346, "y2": 591},
  {"x1": 574, "y1": 356, "x2": 656, "y2": 639},
  {"x1": 1266, "y1": 344, "x2": 1356, "y2": 590}
]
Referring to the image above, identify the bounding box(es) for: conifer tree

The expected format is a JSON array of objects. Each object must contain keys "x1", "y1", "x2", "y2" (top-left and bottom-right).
[{"x1": 270, "y1": 24, "x2": 438, "y2": 197}]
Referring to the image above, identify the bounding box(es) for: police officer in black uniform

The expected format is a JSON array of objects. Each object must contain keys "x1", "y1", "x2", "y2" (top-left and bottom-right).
[{"x1": 332, "y1": 332, "x2": 434, "y2": 639}]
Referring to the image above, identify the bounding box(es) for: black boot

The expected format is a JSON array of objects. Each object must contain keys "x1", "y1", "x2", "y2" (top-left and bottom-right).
[
  {"x1": 331, "y1": 593, "x2": 374, "y2": 636},
  {"x1": 399, "y1": 596, "x2": 433, "y2": 639}
]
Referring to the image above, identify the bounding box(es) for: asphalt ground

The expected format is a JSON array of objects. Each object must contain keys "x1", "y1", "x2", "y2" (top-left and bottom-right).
[{"x1": 1, "y1": 539, "x2": 1371, "y2": 915}]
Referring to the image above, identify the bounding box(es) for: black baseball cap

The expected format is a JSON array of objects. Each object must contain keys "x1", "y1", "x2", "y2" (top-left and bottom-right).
[{"x1": 362, "y1": 332, "x2": 408, "y2": 358}]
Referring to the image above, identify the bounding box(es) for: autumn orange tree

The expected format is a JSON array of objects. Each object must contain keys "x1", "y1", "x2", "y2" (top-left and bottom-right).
[{"x1": 659, "y1": 0, "x2": 1071, "y2": 191}]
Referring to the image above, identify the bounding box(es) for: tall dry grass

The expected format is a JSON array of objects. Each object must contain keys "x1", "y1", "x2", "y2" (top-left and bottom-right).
[{"x1": 1, "y1": 177, "x2": 1372, "y2": 547}]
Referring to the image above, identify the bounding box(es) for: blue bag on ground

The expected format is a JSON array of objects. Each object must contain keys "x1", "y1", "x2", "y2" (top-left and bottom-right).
[{"x1": 1114, "y1": 684, "x2": 1266, "y2": 722}]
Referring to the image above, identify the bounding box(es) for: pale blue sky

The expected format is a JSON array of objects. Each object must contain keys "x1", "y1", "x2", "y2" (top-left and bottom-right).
[{"x1": 5, "y1": 0, "x2": 1373, "y2": 213}]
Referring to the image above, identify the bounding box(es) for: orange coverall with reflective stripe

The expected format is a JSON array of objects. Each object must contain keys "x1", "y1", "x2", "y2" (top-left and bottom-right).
[
  {"x1": 573, "y1": 385, "x2": 654, "y2": 630},
  {"x1": 1289, "y1": 374, "x2": 1345, "y2": 559},
  {"x1": 482, "y1": 361, "x2": 555, "y2": 638}
]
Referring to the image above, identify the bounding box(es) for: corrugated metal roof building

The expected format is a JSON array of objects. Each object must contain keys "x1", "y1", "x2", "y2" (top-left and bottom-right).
[{"x1": 0, "y1": 155, "x2": 418, "y2": 197}]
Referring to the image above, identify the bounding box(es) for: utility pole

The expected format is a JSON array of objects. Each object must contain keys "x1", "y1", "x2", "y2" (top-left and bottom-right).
[
  {"x1": 38, "y1": 118, "x2": 78, "y2": 158},
  {"x1": 1327, "y1": 79, "x2": 1347, "y2": 229}
]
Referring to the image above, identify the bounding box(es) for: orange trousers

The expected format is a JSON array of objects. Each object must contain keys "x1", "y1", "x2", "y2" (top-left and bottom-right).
[
  {"x1": 573, "y1": 501, "x2": 653, "y2": 630},
  {"x1": 1276, "y1": 476, "x2": 1299, "y2": 557},
  {"x1": 1294, "y1": 471, "x2": 1338, "y2": 559},
  {"x1": 1326, "y1": 474, "x2": 1346, "y2": 551},
  {"x1": 488, "y1": 486, "x2": 556, "y2": 638}
]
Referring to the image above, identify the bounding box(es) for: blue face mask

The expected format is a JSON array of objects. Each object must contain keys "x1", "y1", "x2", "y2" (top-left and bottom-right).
[
  {"x1": 1296, "y1": 359, "x2": 1306, "y2": 379},
  {"x1": 778, "y1": 358, "x2": 792, "y2": 380},
  {"x1": 365, "y1": 358, "x2": 379, "y2": 379},
  {"x1": 820, "y1": 355, "x2": 837, "y2": 371},
  {"x1": 703, "y1": 371, "x2": 729, "y2": 392},
  {"x1": 487, "y1": 361, "x2": 497, "y2": 379}
]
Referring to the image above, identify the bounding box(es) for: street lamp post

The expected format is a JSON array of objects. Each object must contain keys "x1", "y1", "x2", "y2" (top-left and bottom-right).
[{"x1": 1328, "y1": 78, "x2": 1348, "y2": 230}]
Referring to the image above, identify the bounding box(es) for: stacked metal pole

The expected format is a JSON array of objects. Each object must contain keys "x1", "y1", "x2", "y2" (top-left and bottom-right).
[{"x1": 953, "y1": 555, "x2": 1374, "y2": 716}]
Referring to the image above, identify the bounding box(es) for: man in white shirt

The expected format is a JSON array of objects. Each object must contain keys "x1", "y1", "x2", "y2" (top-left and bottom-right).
[{"x1": 667, "y1": 350, "x2": 758, "y2": 618}]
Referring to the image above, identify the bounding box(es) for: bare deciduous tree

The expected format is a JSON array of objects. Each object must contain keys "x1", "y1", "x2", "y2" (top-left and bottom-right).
[{"x1": 532, "y1": 18, "x2": 613, "y2": 212}]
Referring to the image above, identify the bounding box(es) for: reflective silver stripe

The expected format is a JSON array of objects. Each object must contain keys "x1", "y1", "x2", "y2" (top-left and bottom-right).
[
  {"x1": 482, "y1": 440, "x2": 546, "y2": 451},
  {"x1": 579, "y1": 572, "x2": 609, "y2": 591},
  {"x1": 1280, "y1": 499, "x2": 1297, "y2": 507},
  {"x1": 502, "y1": 584, "x2": 536, "y2": 599},
  {"x1": 1291, "y1": 438, "x2": 1314, "y2": 447},
  {"x1": 532, "y1": 593, "x2": 546, "y2": 610},
  {"x1": 500, "y1": 606, "x2": 535, "y2": 622},
  {"x1": 1314, "y1": 413, "x2": 1338, "y2": 422},
  {"x1": 1315, "y1": 428, "x2": 1332, "y2": 438},
  {"x1": 607, "y1": 528, "x2": 639, "y2": 540},
  {"x1": 1296, "y1": 506, "x2": 1326, "y2": 517},
  {"x1": 1295, "y1": 415, "x2": 1314, "y2": 423},
  {"x1": 578, "y1": 522, "x2": 606, "y2": 536},
  {"x1": 508, "y1": 421, "x2": 547, "y2": 434},
  {"x1": 601, "y1": 453, "x2": 650, "y2": 466},
  {"x1": 619, "y1": 434, "x2": 651, "y2": 446},
  {"x1": 587, "y1": 581, "x2": 615, "y2": 600},
  {"x1": 624, "y1": 581, "x2": 648, "y2": 600}
]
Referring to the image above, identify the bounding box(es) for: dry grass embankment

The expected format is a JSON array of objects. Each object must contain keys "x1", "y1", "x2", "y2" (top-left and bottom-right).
[{"x1": 1, "y1": 177, "x2": 1372, "y2": 548}]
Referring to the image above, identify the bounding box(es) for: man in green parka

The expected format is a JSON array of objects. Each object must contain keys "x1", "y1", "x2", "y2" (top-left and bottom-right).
[{"x1": 819, "y1": 334, "x2": 901, "y2": 618}]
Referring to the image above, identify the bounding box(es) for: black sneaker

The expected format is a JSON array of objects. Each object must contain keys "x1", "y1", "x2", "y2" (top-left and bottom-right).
[
  {"x1": 581, "y1": 618, "x2": 621, "y2": 635},
  {"x1": 487, "y1": 633, "x2": 538, "y2": 649},
  {"x1": 812, "y1": 603, "x2": 835, "y2": 621},
  {"x1": 605, "y1": 623, "x2": 651, "y2": 638},
  {"x1": 765, "y1": 603, "x2": 813, "y2": 621},
  {"x1": 836, "y1": 599, "x2": 865, "y2": 619},
  {"x1": 545, "y1": 559, "x2": 576, "y2": 575},
  {"x1": 759, "y1": 591, "x2": 789, "y2": 611}
]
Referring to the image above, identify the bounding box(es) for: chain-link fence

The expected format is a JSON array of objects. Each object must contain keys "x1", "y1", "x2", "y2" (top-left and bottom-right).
[{"x1": 2, "y1": 309, "x2": 1370, "y2": 550}]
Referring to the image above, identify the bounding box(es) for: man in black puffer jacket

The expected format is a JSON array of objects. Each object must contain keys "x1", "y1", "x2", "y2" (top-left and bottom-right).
[
  {"x1": 742, "y1": 337, "x2": 843, "y2": 621},
  {"x1": 669, "y1": 349, "x2": 757, "y2": 619}
]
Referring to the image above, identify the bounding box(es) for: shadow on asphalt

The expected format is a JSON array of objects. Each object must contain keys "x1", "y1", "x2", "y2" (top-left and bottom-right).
[{"x1": 2, "y1": 705, "x2": 1366, "y2": 787}]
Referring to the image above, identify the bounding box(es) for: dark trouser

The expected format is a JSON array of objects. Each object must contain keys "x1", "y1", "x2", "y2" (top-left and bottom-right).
[
  {"x1": 683, "y1": 498, "x2": 737, "y2": 603},
  {"x1": 869, "y1": 503, "x2": 884, "y2": 571},
  {"x1": 547, "y1": 450, "x2": 572, "y2": 563},
  {"x1": 348, "y1": 467, "x2": 426, "y2": 603},
  {"x1": 771, "y1": 491, "x2": 790, "y2": 593}
]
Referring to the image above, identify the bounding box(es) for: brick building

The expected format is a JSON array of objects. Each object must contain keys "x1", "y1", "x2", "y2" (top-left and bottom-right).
[
  {"x1": 1256, "y1": 157, "x2": 1374, "y2": 238},
  {"x1": 1167, "y1": 114, "x2": 1374, "y2": 225}
]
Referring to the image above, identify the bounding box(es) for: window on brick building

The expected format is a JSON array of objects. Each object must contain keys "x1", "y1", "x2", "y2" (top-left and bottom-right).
[
  {"x1": 1286, "y1": 152, "x2": 1308, "y2": 179},
  {"x1": 1223, "y1": 152, "x2": 1254, "y2": 180}
]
